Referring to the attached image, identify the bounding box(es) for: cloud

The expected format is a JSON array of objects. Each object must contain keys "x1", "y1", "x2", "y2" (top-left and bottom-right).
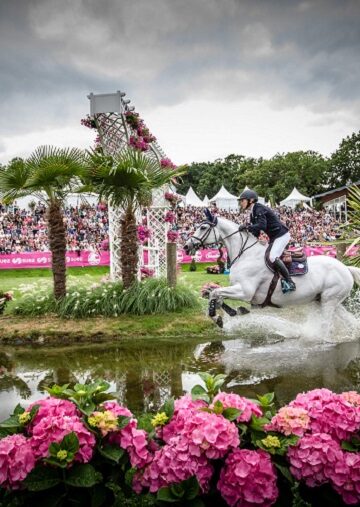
[{"x1": 0, "y1": 0, "x2": 359, "y2": 162}]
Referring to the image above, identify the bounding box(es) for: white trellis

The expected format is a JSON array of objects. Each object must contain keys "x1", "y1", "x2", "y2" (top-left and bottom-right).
[{"x1": 88, "y1": 91, "x2": 170, "y2": 280}]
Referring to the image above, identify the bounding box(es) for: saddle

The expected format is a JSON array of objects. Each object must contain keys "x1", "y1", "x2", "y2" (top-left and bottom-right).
[{"x1": 265, "y1": 245, "x2": 308, "y2": 276}]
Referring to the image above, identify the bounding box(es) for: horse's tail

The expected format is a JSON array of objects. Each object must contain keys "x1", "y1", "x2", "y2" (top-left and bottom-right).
[{"x1": 348, "y1": 266, "x2": 360, "y2": 287}]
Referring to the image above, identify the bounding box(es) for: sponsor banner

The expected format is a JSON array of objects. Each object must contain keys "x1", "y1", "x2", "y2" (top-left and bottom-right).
[
  {"x1": 0, "y1": 251, "x2": 110, "y2": 270},
  {"x1": 0, "y1": 245, "x2": 355, "y2": 270}
]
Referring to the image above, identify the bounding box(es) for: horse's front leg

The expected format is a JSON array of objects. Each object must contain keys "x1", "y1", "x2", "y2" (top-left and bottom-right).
[{"x1": 209, "y1": 285, "x2": 253, "y2": 327}]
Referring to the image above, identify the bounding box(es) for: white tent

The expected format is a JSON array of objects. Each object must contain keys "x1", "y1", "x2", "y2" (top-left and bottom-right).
[
  {"x1": 202, "y1": 195, "x2": 210, "y2": 207},
  {"x1": 185, "y1": 186, "x2": 206, "y2": 207},
  {"x1": 280, "y1": 187, "x2": 311, "y2": 209},
  {"x1": 210, "y1": 185, "x2": 239, "y2": 210}
]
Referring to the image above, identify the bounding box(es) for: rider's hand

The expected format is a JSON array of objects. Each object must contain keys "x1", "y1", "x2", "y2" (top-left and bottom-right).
[{"x1": 239, "y1": 224, "x2": 248, "y2": 231}]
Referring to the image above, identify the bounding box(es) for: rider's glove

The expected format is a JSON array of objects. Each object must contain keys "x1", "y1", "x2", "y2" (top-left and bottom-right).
[{"x1": 238, "y1": 224, "x2": 248, "y2": 231}]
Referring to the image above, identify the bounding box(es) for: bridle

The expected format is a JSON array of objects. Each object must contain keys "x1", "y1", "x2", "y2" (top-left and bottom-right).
[{"x1": 188, "y1": 220, "x2": 258, "y2": 268}]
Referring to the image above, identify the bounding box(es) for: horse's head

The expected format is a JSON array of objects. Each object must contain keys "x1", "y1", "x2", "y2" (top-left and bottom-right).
[{"x1": 183, "y1": 208, "x2": 219, "y2": 255}]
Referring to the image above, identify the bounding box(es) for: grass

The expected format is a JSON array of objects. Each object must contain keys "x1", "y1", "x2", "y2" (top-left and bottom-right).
[{"x1": 0, "y1": 263, "x2": 229, "y2": 344}]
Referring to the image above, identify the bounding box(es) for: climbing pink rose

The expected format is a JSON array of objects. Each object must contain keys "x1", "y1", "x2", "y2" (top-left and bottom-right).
[
  {"x1": 212, "y1": 392, "x2": 263, "y2": 423},
  {"x1": 218, "y1": 449, "x2": 278, "y2": 507},
  {"x1": 287, "y1": 433, "x2": 343, "y2": 487},
  {"x1": 30, "y1": 415, "x2": 95, "y2": 463},
  {"x1": 265, "y1": 406, "x2": 310, "y2": 436},
  {"x1": 0, "y1": 434, "x2": 35, "y2": 490}
]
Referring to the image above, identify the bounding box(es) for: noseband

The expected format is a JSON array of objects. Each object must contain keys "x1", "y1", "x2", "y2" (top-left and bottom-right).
[{"x1": 189, "y1": 221, "x2": 258, "y2": 267}]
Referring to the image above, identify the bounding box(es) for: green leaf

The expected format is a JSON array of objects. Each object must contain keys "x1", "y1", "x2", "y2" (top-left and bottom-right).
[
  {"x1": 24, "y1": 465, "x2": 61, "y2": 491},
  {"x1": 49, "y1": 442, "x2": 61, "y2": 456},
  {"x1": 257, "y1": 392, "x2": 275, "y2": 406},
  {"x1": 170, "y1": 483, "x2": 184, "y2": 499},
  {"x1": 222, "y1": 408, "x2": 241, "y2": 421},
  {"x1": 98, "y1": 444, "x2": 125, "y2": 463},
  {"x1": 275, "y1": 463, "x2": 294, "y2": 484},
  {"x1": 212, "y1": 400, "x2": 224, "y2": 415},
  {"x1": 13, "y1": 404, "x2": 25, "y2": 416},
  {"x1": 29, "y1": 404, "x2": 40, "y2": 421},
  {"x1": 117, "y1": 416, "x2": 131, "y2": 430},
  {"x1": 250, "y1": 415, "x2": 270, "y2": 431},
  {"x1": 62, "y1": 432, "x2": 80, "y2": 454},
  {"x1": 157, "y1": 486, "x2": 179, "y2": 502},
  {"x1": 198, "y1": 372, "x2": 213, "y2": 385},
  {"x1": 191, "y1": 385, "x2": 210, "y2": 403},
  {"x1": 65, "y1": 464, "x2": 102, "y2": 488},
  {"x1": 162, "y1": 398, "x2": 175, "y2": 419},
  {"x1": 0, "y1": 415, "x2": 21, "y2": 429},
  {"x1": 341, "y1": 440, "x2": 359, "y2": 452},
  {"x1": 183, "y1": 476, "x2": 200, "y2": 500}
]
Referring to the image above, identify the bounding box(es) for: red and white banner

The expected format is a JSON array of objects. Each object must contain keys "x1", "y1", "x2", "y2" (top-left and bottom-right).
[{"x1": 0, "y1": 245, "x2": 355, "y2": 270}]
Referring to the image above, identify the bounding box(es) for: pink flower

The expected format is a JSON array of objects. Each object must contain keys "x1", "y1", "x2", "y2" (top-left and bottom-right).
[
  {"x1": 27, "y1": 398, "x2": 80, "y2": 431},
  {"x1": 101, "y1": 401, "x2": 132, "y2": 419},
  {"x1": 0, "y1": 434, "x2": 35, "y2": 490},
  {"x1": 161, "y1": 394, "x2": 207, "y2": 443},
  {"x1": 164, "y1": 210, "x2": 176, "y2": 223},
  {"x1": 287, "y1": 433, "x2": 343, "y2": 487},
  {"x1": 331, "y1": 452, "x2": 360, "y2": 505},
  {"x1": 265, "y1": 406, "x2": 310, "y2": 436},
  {"x1": 212, "y1": 392, "x2": 263, "y2": 423},
  {"x1": 340, "y1": 391, "x2": 360, "y2": 407},
  {"x1": 289, "y1": 389, "x2": 360, "y2": 442},
  {"x1": 167, "y1": 230, "x2": 179, "y2": 242},
  {"x1": 181, "y1": 410, "x2": 240, "y2": 460},
  {"x1": 109, "y1": 424, "x2": 152, "y2": 469},
  {"x1": 160, "y1": 158, "x2": 177, "y2": 170},
  {"x1": 133, "y1": 435, "x2": 213, "y2": 494},
  {"x1": 218, "y1": 449, "x2": 278, "y2": 507},
  {"x1": 30, "y1": 415, "x2": 95, "y2": 463}
]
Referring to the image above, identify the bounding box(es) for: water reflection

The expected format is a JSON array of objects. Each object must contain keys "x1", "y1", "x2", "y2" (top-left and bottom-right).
[{"x1": 0, "y1": 335, "x2": 360, "y2": 419}]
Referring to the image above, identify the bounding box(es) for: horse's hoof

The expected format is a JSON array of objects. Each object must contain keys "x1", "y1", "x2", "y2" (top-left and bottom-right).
[
  {"x1": 216, "y1": 316, "x2": 223, "y2": 328},
  {"x1": 237, "y1": 307, "x2": 250, "y2": 315}
]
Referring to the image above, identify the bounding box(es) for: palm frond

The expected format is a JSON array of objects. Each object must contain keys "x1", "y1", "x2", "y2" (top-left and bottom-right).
[{"x1": 0, "y1": 158, "x2": 32, "y2": 203}]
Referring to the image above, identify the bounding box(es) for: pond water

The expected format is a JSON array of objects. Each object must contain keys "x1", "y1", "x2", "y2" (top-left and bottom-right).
[{"x1": 1, "y1": 303, "x2": 360, "y2": 419}]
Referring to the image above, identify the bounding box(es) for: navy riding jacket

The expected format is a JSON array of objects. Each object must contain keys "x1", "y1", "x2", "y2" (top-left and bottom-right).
[{"x1": 248, "y1": 203, "x2": 289, "y2": 241}]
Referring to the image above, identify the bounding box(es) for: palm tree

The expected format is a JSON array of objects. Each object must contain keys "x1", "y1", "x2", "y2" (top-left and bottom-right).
[
  {"x1": 0, "y1": 147, "x2": 86, "y2": 299},
  {"x1": 83, "y1": 148, "x2": 183, "y2": 288},
  {"x1": 342, "y1": 186, "x2": 360, "y2": 266}
]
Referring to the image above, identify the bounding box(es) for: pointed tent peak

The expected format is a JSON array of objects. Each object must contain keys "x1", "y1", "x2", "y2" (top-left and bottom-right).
[
  {"x1": 282, "y1": 187, "x2": 311, "y2": 202},
  {"x1": 203, "y1": 195, "x2": 210, "y2": 206},
  {"x1": 185, "y1": 186, "x2": 206, "y2": 207},
  {"x1": 210, "y1": 185, "x2": 238, "y2": 201}
]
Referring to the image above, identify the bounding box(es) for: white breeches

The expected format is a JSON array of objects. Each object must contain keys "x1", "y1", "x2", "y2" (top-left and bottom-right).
[{"x1": 269, "y1": 232, "x2": 291, "y2": 263}]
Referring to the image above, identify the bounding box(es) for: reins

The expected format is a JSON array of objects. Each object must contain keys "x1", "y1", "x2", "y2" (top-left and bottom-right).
[{"x1": 191, "y1": 221, "x2": 258, "y2": 268}]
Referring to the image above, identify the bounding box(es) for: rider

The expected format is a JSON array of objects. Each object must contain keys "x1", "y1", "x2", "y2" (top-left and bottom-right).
[{"x1": 239, "y1": 189, "x2": 296, "y2": 293}]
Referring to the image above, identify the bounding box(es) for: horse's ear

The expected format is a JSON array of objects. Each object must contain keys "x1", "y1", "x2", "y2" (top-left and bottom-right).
[{"x1": 204, "y1": 208, "x2": 218, "y2": 225}]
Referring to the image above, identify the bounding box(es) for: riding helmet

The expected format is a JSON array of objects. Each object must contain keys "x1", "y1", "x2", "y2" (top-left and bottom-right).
[{"x1": 239, "y1": 189, "x2": 258, "y2": 201}]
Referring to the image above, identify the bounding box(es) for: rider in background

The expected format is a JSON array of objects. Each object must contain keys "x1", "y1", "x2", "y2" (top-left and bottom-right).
[{"x1": 239, "y1": 189, "x2": 296, "y2": 293}]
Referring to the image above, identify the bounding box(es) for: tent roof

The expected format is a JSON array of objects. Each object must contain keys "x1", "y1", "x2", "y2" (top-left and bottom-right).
[
  {"x1": 185, "y1": 186, "x2": 206, "y2": 207},
  {"x1": 203, "y1": 195, "x2": 210, "y2": 206},
  {"x1": 281, "y1": 187, "x2": 311, "y2": 204},
  {"x1": 210, "y1": 185, "x2": 238, "y2": 201}
]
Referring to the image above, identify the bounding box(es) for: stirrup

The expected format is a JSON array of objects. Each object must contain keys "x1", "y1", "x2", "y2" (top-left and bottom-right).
[{"x1": 281, "y1": 279, "x2": 296, "y2": 294}]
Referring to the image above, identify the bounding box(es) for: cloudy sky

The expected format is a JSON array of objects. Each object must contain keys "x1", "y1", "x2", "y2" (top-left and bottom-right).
[{"x1": 0, "y1": 0, "x2": 359, "y2": 165}]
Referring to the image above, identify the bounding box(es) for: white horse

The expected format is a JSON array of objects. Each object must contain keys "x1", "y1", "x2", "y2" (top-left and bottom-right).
[{"x1": 184, "y1": 210, "x2": 360, "y2": 334}]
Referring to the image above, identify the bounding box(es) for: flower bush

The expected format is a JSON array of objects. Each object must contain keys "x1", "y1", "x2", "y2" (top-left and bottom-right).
[
  {"x1": 0, "y1": 291, "x2": 13, "y2": 315},
  {"x1": 0, "y1": 376, "x2": 359, "y2": 506}
]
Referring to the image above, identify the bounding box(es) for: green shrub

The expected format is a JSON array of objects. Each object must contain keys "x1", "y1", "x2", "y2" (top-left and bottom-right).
[{"x1": 12, "y1": 278, "x2": 200, "y2": 318}]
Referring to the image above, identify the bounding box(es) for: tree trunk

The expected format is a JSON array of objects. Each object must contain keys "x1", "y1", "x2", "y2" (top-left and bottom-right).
[
  {"x1": 47, "y1": 200, "x2": 67, "y2": 299},
  {"x1": 120, "y1": 206, "x2": 138, "y2": 288}
]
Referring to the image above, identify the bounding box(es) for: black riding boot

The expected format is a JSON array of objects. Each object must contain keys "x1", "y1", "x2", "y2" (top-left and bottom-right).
[{"x1": 273, "y1": 258, "x2": 296, "y2": 293}]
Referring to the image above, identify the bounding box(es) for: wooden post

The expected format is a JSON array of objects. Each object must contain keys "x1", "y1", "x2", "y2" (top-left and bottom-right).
[
  {"x1": 167, "y1": 242, "x2": 177, "y2": 287},
  {"x1": 336, "y1": 242, "x2": 347, "y2": 261}
]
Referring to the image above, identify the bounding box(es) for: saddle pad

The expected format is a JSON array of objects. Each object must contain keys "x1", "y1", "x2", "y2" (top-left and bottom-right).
[{"x1": 265, "y1": 244, "x2": 308, "y2": 277}]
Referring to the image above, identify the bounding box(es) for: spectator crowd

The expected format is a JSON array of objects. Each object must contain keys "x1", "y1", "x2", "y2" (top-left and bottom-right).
[{"x1": 0, "y1": 200, "x2": 341, "y2": 254}]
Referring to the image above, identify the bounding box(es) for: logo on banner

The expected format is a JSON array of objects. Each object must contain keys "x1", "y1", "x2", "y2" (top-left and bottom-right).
[
  {"x1": 88, "y1": 252, "x2": 101, "y2": 265},
  {"x1": 37, "y1": 256, "x2": 49, "y2": 264}
]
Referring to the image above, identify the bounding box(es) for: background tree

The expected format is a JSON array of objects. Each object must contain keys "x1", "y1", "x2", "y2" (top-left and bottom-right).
[
  {"x1": 327, "y1": 131, "x2": 360, "y2": 188},
  {"x1": 0, "y1": 148, "x2": 86, "y2": 299},
  {"x1": 83, "y1": 149, "x2": 183, "y2": 288}
]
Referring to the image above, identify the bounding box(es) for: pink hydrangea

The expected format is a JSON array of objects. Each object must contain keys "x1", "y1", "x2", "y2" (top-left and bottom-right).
[
  {"x1": 340, "y1": 391, "x2": 360, "y2": 408},
  {"x1": 289, "y1": 388, "x2": 360, "y2": 441},
  {"x1": 161, "y1": 394, "x2": 207, "y2": 443},
  {"x1": 217, "y1": 449, "x2": 278, "y2": 507},
  {"x1": 181, "y1": 410, "x2": 240, "y2": 460},
  {"x1": 26, "y1": 397, "x2": 80, "y2": 431},
  {"x1": 109, "y1": 424, "x2": 152, "y2": 468},
  {"x1": 287, "y1": 433, "x2": 343, "y2": 487},
  {"x1": 265, "y1": 406, "x2": 310, "y2": 436},
  {"x1": 133, "y1": 435, "x2": 213, "y2": 494},
  {"x1": 331, "y1": 451, "x2": 360, "y2": 505},
  {"x1": 101, "y1": 401, "x2": 133, "y2": 419},
  {"x1": 30, "y1": 415, "x2": 95, "y2": 463},
  {"x1": 212, "y1": 392, "x2": 263, "y2": 423},
  {"x1": 0, "y1": 434, "x2": 35, "y2": 490}
]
